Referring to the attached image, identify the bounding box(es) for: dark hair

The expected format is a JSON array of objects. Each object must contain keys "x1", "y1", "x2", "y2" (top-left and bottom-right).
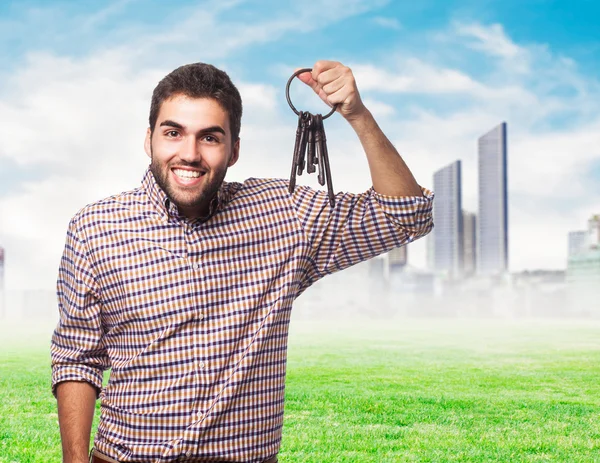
[{"x1": 149, "y1": 63, "x2": 243, "y2": 141}]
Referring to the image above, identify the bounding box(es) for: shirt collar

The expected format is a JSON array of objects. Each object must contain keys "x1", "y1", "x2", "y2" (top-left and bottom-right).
[{"x1": 140, "y1": 166, "x2": 226, "y2": 223}]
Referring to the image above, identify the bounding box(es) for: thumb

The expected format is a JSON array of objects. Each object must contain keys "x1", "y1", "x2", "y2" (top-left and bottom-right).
[{"x1": 295, "y1": 68, "x2": 319, "y2": 92}]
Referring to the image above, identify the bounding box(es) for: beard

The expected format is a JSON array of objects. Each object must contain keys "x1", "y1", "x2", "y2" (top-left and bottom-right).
[{"x1": 149, "y1": 149, "x2": 228, "y2": 219}]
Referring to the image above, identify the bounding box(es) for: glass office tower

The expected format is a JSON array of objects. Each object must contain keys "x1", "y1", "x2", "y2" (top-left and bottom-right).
[
  {"x1": 462, "y1": 211, "x2": 476, "y2": 276},
  {"x1": 477, "y1": 122, "x2": 508, "y2": 276},
  {"x1": 431, "y1": 160, "x2": 463, "y2": 277}
]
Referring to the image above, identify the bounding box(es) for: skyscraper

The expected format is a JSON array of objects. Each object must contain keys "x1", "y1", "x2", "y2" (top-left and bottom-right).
[
  {"x1": 477, "y1": 122, "x2": 508, "y2": 276},
  {"x1": 568, "y1": 230, "x2": 588, "y2": 257},
  {"x1": 588, "y1": 215, "x2": 600, "y2": 248},
  {"x1": 430, "y1": 160, "x2": 463, "y2": 277},
  {"x1": 387, "y1": 246, "x2": 407, "y2": 269},
  {"x1": 462, "y1": 211, "x2": 476, "y2": 276}
]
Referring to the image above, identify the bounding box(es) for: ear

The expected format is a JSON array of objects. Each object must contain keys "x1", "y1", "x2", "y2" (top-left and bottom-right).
[
  {"x1": 228, "y1": 138, "x2": 240, "y2": 167},
  {"x1": 144, "y1": 128, "x2": 152, "y2": 159}
]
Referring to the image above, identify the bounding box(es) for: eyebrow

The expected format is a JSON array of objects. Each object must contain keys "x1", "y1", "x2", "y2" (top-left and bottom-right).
[{"x1": 159, "y1": 120, "x2": 226, "y2": 136}]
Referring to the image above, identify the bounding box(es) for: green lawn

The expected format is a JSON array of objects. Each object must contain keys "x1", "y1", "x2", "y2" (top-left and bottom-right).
[{"x1": 1, "y1": 319, "x2": 599, "y2": 462}]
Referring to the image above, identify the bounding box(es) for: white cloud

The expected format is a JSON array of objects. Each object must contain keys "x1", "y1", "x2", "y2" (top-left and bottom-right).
[
  {"x1": 371, "y1": 16, "x2": 402, "y2": 30},
  {"x1": 362, "y1": 98, "x2": 396, "y2": 118},
  {"x1": 118, "y1": 0, "x2": 389, "y2": 64},
  {"x1": 352, "y1": 58, "x2": 536, "y2": 108},
  {"x1": 353, "y1": 60, "x2": 482, "y2": 94},
  {"x1": 454, "y1": 22, "x2": 523, "y2": 60}
]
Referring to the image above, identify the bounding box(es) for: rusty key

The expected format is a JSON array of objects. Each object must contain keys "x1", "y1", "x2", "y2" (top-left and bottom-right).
[
  {"x1": 289, "y1": 111, "x2": 304, "y2": 193},
  {"x1": 320, "y1": 118, "x2": 336, "y2": 208},
  {"x1": 306, "y1": 114, "x2": 317, "y2": 174},
  {"x1": 296, "y1": 112, "x2": 311, "y2": 176},
  {"x1": 314, "y1": 114, "x2": 326, "y2": 186}
]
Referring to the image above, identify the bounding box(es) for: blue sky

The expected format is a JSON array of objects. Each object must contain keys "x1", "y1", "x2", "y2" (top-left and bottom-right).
[{"x1": 0, "y1": 0, "x2": 599, "y2": 289}]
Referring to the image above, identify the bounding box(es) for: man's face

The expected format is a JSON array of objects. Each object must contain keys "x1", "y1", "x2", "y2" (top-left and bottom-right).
[{"x1": 145, "y1": 94, "x2": 239, "y2": 219}]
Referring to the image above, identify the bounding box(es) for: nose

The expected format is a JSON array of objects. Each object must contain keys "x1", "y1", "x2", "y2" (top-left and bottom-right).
[{"x1": 178, "y1": 136, "x2": 202, "y2": 164}]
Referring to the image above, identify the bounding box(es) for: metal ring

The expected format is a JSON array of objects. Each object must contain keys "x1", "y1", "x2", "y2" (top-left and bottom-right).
[{"x1": 285, "y1": 68, "x2": 337, "y2": 120}]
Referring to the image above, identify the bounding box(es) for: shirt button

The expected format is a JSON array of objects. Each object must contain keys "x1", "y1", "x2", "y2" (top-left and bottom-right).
[
  {"x1": 197, "y1": 412, "x2": 204, "y2": 420},
  {"x1": 198, "y1": 361, "x2": 205, "y2": 369},
  {"x1": 198, "y1": 313, "x2": 204, "y2": 321},
  {"x1": 185, "y1": 450, "x2": 192, "y2": 457}
]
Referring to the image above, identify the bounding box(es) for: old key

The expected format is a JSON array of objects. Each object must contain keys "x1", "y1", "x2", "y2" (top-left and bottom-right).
[
  {"x1": 289, "y1": 111, "x2": 304, "y2": 192},
  {"x1": 285, "y1": 68, "x2": 337, "y2": 207}
]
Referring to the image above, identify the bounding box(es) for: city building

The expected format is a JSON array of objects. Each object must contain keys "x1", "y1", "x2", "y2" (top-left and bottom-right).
[
  {"x1": 568, "y1": 230, "x2": 588, "y2": 257},
  {"x1": 462, "y1": 211, "x2": 476, "y2": 276},
  {"x1": 588, "y1": 215, "x2": 600, "y2": 248},
  {"x1": 477, "y1": 122, "x2": 508, "y2": 276},
  {"x1": 566, "y1": 248, "x2": 600, "y2": 316},
  {"x1": 566, "y1": 214, "x2": 600, "y2": 316},
  {"x1": 511, "y1": 270, "x2": 567, "y2": 317},
  {"x1": 386, "y1": 246, "x2": 407, "y2": 269},
  {"x1": 429, "y1": 160, "x2": 463, "y2": 278}
]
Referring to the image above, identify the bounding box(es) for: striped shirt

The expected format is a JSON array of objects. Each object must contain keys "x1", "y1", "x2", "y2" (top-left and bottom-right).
[{"x1": 51, "y1": 167, "x2": 433, "y2": 463}]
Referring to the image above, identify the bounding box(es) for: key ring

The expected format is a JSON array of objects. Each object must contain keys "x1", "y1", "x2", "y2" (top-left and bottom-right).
[{"x1": 285, "y1": 68, "x2": 337, "y2": 120}]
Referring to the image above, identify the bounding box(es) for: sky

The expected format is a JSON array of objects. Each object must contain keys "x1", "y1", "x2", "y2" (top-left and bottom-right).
[{"x1": 0, "y1": 0, "x2": 599, "y2": 290}]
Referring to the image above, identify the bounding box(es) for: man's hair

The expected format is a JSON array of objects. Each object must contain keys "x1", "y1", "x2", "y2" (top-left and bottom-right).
[{"x1": 149, "y1": 63, "x2": 243, "y2": 141}]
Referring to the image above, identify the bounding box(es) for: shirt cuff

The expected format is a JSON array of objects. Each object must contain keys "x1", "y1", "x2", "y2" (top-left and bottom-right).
[
  {"x1": 370, "y1": 186, "x2": 434, "y2": 241},
  {"x1": 51, "y1": 364, "x2": 104, "y2": 398}
]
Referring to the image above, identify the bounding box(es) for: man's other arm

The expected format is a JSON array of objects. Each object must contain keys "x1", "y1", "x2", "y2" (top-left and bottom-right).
[
  {"x1": 51, "y1": 215, "x2": 109, "y2": 462},
  {"x1": 56, "y1": 381, "x2": 97, "y2": 463}
]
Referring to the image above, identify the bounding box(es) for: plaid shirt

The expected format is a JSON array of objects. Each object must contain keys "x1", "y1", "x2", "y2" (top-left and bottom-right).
[{"x1": 51, "y1": 167, "x2": 433, "y2": 462}]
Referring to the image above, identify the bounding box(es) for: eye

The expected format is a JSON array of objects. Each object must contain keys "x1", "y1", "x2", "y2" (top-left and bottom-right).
[
  {"x1": 165, "y1": 130, "x2": 180, "y2": 138},
  {"x1": 203, "y1": 135, "x2": 219, "y2": 143}
]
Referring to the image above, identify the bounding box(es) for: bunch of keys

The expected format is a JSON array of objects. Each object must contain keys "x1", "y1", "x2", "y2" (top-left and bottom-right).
[{"x1": 285, "y1": 68, "x2": 337, "y2": 208}]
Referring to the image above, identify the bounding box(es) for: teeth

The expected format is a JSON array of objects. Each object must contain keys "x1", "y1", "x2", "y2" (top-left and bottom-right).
[{"x1": 173, "y1": 169, "x2": 203, "y2": 179}]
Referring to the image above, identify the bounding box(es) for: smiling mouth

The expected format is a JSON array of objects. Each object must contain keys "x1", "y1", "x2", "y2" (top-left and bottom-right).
[
  {"x1": 172, "y1": 168, "x2": 206, "y2": 179},
  {"x1": 171, "y1": 168, "x2": 207, "y2": 187}
]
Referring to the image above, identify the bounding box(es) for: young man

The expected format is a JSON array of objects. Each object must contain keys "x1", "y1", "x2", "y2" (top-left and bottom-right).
[{"x1": 51, "y1": 60, "x2": 433, "y2": 463}]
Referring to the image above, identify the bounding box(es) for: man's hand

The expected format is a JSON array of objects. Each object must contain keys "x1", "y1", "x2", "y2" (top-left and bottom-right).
[{"x1": 296, "y1": 60, "x2": 367, "y2": 122}]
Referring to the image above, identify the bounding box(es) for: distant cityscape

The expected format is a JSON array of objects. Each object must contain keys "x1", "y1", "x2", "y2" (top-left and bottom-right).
[
  {"x1": 0, "y1": 124, "x2": 599, "y2": 320},
  {"x1": 301, "y1": 122, "x2": 599, "y2": 318}
]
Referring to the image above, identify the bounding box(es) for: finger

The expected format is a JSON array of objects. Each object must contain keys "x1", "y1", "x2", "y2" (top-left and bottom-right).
[
  {"x1": 314, "y1": 67, "x2": 345, "y2": 88},
  {"x1": 325, "y1": 86, "x2": 357, "y2": 108},
  {"x1": 308, "y1": 85, "x2": 334, "y2": 109},
  {"x1": 312, "y1": 60, "x2": 340, "y2": 81},
  {"x1": 322, "y1": 77, "x2": 345, "y2": 96}
]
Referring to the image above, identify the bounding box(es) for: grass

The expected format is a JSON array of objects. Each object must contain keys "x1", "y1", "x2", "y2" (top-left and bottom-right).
[{"x1": 1, "y1": 319, "x2": 600, "y2": 462}]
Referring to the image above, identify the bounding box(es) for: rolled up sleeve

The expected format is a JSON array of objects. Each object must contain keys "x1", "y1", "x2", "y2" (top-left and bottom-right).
[
  {"x1": 290, "y1": 184, "x2": 434, "y2": 281},
  {"x1": 50, "y1": 216, "x2": 109, "y2": 398},
  {"x1": 371, "y1": 186, "x2": 434, "y2": 241}
]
